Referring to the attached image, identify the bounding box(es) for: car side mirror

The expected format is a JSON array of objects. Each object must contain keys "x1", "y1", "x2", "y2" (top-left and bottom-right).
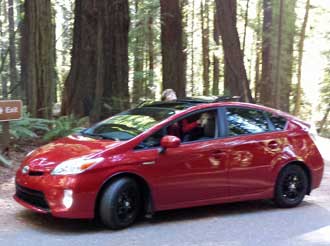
[{"x1": 160, "y1": 135, "x2": 181, "y2": 149}]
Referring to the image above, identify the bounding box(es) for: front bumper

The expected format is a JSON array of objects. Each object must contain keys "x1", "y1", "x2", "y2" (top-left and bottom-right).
[{"x1": 14, "y1": 170, "x2": 97, "y2": 219}]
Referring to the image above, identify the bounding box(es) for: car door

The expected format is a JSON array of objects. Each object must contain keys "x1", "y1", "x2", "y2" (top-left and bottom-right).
[
  {"x1": 222, "y1": 107, "x2": 284, "y2": 197},
  {"x1": 136, "y1": 108, "x2": 229, "y2": 210}
]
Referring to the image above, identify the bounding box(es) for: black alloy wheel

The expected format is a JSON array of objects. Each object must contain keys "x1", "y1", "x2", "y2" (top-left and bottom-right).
[
  {"x1": 99, "y1": 178, "x2": 141, "y2": 230},
  {"x1": 274, "y1": 165, "x2": 308, "y2": 208}
]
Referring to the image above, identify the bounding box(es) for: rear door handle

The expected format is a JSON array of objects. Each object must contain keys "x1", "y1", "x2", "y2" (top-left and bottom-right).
[
  {"x1": 211, "y1": 150, "x2": 226, "y2": 159},
  {"x1": 268, "y1": 141, "x2": 279, "y2": 149}
]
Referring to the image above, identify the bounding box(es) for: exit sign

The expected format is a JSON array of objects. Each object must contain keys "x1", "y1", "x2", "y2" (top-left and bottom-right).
[{"x1": 0, "y1": 100, "x2": 23, "y2": 122}]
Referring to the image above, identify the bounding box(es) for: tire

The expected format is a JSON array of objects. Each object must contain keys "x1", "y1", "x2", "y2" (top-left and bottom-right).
[
  {"x1": 99, "y1": 178, "x2": 141, "y2": 230},
  {"x1": 274, "y1": 165, "x2": 308, "y2": 208}
]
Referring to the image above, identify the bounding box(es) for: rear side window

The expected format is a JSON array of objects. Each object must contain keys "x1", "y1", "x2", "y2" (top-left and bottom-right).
[
  {"x1": 268, "y1": 114, "x2": 287, "y2": 131},
  {"x1": 226, "y1": 107, "x2": 270, "y2": 136}
]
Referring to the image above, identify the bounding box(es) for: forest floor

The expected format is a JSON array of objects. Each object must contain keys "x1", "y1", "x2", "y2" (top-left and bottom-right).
[{"x1": 0, "y1": 138, "x2": 329, "y2": 246}]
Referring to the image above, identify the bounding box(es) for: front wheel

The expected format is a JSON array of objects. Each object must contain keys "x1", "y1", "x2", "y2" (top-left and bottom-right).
[
  {"x1": 99, "y1": 178, "x2": 141, "y2": 230},
  {"x1": 274, "y1": 165, "x2": 308, "y2": 208}
]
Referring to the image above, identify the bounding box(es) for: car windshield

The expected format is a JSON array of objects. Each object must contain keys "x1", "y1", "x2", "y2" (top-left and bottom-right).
[{"x1": 82, "y1": 107, "x2": 175, "y2": 141}]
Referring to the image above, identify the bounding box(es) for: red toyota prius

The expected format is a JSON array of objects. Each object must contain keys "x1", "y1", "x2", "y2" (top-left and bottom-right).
[{"x1": 14, "y1": 98, "x2": 324, "y2": 229}]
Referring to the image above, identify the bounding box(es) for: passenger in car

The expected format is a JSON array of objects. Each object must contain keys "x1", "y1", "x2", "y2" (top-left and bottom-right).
[{"x1": 161, "y1": 89, "x2": 177, "y2": 101}]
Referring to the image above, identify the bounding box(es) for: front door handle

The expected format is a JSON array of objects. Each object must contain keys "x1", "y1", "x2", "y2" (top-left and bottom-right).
[{"x1": 142, "y1": 161, "x2": 156, "y2": 165}]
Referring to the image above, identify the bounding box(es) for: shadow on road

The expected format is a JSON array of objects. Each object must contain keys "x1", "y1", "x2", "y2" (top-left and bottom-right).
[{"x1": 15, "y1": 199, "x2": 329, "y2": 236}]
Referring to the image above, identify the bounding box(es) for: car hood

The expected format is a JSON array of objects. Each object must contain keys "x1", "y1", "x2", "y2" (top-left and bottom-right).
[{"x1": 22, "y1": 134, "x2": 122, "y2": 171}]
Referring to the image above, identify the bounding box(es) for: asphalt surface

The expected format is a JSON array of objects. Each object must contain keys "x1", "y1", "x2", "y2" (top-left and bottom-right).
[{"x1": 1, "y1": 138, "x2": 330, "y2": 246}]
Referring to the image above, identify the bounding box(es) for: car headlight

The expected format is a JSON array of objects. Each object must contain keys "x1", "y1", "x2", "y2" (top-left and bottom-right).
[{"x1": 51, "y1": 157, "x2": 104, "y2": 175}]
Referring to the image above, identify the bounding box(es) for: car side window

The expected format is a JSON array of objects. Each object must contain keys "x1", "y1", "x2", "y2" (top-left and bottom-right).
[
  {"x1": 167, "y1": 109, "x2": 218, "y2": 143},
  {"x1": 226, "y1": 107, "x2": 269, "y2": 136},
  {"x1": 135, "y1": 129, "x2": 164, "y2": 150},
  {"x1": 267, "y1": 114, "x2": 287, "y2": 131}
]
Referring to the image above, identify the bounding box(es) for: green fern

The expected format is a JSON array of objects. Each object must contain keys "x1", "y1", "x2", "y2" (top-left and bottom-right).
[
  {"x1": 43, "y1": 115, "x2": 89, "y2": 142},
  {"x1": 0, "y1": 111, "x2": 51, "y2": 140}
]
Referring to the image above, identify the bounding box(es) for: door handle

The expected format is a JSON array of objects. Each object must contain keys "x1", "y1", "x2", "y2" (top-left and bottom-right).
[
  {"x1": 142, "y1": 161, "x2": 156, "y2": 165},
  {"x1": 268, "y1": 141, "x2": 279, "y2": 149},
  {"x1": 211, "y1": 150, "x2": 226, "y2": 159}
]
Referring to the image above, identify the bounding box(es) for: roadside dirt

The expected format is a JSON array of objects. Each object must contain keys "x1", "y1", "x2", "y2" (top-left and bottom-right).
[{"x1": 0, "y1": 142, "x2": 40, "y2": 230}]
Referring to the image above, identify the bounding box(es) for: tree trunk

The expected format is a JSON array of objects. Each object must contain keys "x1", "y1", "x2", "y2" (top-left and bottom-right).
[
  {"x1": 132, "y1": 1, "x2": 145, "y2": 104},
  {"x1": 223, "y1": 0, "x2": 236, "y2": 96},
  {"x1": 242, "y1": 0, "x2": 250, "y2": 56},
  {"x1": 274, "y1": 0, "x2": 284, "y2": 109},
  {"x1": 181, "y1": 0, "x2": 188, "y2": 97},
  {"x1": 254, "y1": 0, "x2": 262, "y2": 101},
  {"x1": 259, "y1": 0, "x2": 296, "y2": 111},
  {"x1": 160, "y1": 0, "x2": 186, "y2": 98},
  {"x1": 21, "y1": 0, "x2": 55, "y2": 118},
  {"x1": 0, "y1": 1, "x2": 8, "y2": 99},
  {"x1": 190, "y1": 0, "x2": 195, "y2": 95},
  {"x1": 215, "y1": 0, "x2": 253, "y2": 102},
  {"x1": 146, "y1": 15, "x2": 155, "y2": 100},
  {"x1": 62, "y1": 0, "x2": 130, "y2": 120},
  {"x1": 213, "y1": 2, "x2": 221, "y2": 96},
  {"x1": 293, "y1": 0, "x2": 310, "y2": 116},
  {"x1": 260, "y1": 0, "x2": 273, "y2": 107},
  {"x1": 201, "y1": 0, "x2": 210, "y2": 95},
  {"x1": 280, "y1": 0, "x2": 296, "y2": 112},
  {"x1": 8, "y1": 0, "x2": 18, "y2": 99}
]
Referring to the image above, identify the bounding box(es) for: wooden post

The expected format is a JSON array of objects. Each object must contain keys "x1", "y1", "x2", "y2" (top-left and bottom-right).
[{"x1": 0, "y1": 100, "x2": 23, "y2": 167}]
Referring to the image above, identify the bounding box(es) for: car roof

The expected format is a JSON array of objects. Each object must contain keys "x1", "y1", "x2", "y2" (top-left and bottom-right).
[
  {"x1": 140, "y1": 96, "x2": 241, "y2": 110},
  {"x1": 140, "y1": 96, "x2": 304, "y2": 123}
]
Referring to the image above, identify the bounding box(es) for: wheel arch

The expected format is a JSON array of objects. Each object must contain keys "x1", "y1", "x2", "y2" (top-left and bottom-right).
[{"x1": 94, "y1": 172, "x2": 154, "y2": 218}]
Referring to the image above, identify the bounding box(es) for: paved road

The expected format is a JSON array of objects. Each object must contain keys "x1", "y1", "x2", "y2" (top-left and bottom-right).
[{"x1": 1, "y1": 139, "x2": 330, "y2": 246}]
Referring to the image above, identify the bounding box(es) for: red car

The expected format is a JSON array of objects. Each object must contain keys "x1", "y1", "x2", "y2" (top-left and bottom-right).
[{"x1": 15, "y1": 98, "x2": 324, "y2": 229}]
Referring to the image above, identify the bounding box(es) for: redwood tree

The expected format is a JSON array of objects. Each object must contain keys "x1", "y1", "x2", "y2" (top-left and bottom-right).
[
  {"x1": 160, "y1": 0, "x2": 186, "y2": 98},
  {"x1": 259, "y1": 0, "x2": 273, "y2": 107},
  {"x1": 21, "y1": 0, "x2": 55, "y2": 118},
  {"x1": 8, "y1": 0, "x2": 18, "y2": 98},
  {"x1": 201, "y1": 0, "x2": 210, "y2": 95},
  {"x1": 215, "y1": 0, "x2": 253, "y2": 102},
  {"x1": 62, "y1": 0, "x2": 130, "y2": 120}
]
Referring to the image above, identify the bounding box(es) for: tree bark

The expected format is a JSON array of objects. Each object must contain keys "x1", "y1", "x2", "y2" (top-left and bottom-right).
[
  {"x1": 242, "y1": 0, "x2": 250, "y2": 56},
  {"x1": 146, "y1": 15, "x2": 155, "y2": 100},
  {"x1": 160, "y1": 0, "x2": 186, "y2": 98},
  {"x1": 260, "y1": 0, "x2": 273, "y2": 107},
  {"x1": 213, "y1": 2, "x2": 221, "y2": 96},
  {"x1": 8, "y1": 0, "x2": 18, "y2": 99},
  {"x1": 293, "y1": 0, "x2": 310, "y2": 116},
  {"x1": 62, "y1": 0, "x2": 130, "y2": 120},
  {"x1": 201, "y1": 0, "x2": 210, "y2": 95},
  {"x1": 274, "y1": 0, "x2": 284, "y2": 109},
  {"x1": 254, "y1": 0, "x2": 262, "y2": 101},
  {"x1": 190, "y1": 0, "x2": 195, "y2": 95},
  {"x1": 21, "y1": 0, "x2": 55, "y2": 118},
  {"x1": 132, "y1": 1, "x2": 145, "y2": 104},
  {"x1": 0, "y1": 1, "x2": 8, "y2": 99},
  {"x1": 215, "y1": 0, "x2": 253, "y2": 102}
]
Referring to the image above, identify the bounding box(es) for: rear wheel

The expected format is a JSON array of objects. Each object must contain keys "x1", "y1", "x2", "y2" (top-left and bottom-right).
[
  {"x1": 274, "y1": 165, "x2": 308, "y2": 208},
  {"x1": 99, "y1": 178, "x2": 141, "y2": 230}
]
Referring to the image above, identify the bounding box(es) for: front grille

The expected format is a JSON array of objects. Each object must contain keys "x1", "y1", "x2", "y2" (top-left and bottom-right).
[
  {"x1": 28, "y1": 171, "x2": 44, "y2": 176},
  {"x1": 15, "y1": 184, "x2": 50, "y2": 211}
]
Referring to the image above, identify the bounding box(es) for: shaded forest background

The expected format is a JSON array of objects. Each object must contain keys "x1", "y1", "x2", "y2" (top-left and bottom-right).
[{"x1": 0, "y1": 0, "x2": 330, "y2": 137}]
